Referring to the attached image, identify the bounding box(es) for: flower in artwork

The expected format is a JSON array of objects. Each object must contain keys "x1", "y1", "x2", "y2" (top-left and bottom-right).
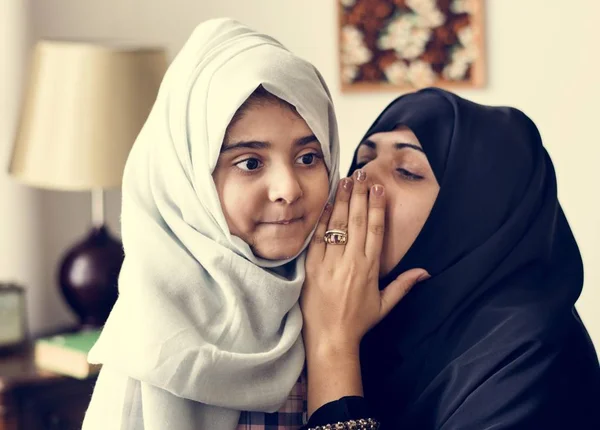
[
  {"x1": 442, "y1": 45, "x2": 476, "y2": 81},
  {"x1": 341, "y1": 0, "x2": 357, "y2": 8},
  {"x1": 439, "y1": 17, "x2": 478, "y2": 82},
  {"x1": 454, "y1": 45, "x2": 477, "y2": 64},
  {"x1": 442, "y1": 60, "x2": 469, "y2": 80},
  {"x1": 341, "y1": 25, "x2": 372, "y2": 65},
  {"x1": 378, "y1": 14, "x2": 431, "y2": 60},
  {"x1": 342, "y1": 65, "x2": 359, "y2": 84},
  {"x1": 450, "y1": 0, "x2": 475, "y2": 15},
  {"x1": 406, "y1": 0, "x2": 436, "y2": 13},
  {"x1": 416, "y1": 8, "x2": 446, "y2": 28},
  {"x1": 341, "y1": 25, "x2": 372, "y2": 83},
  {"x1": 407, "y1": 60, "x2": 436, "y2": 87},
  {"x1": 383, "y1": 61, "x2": 409, "y2": 85},
  {"x1": 457, "y1": 26, "x2": 474, "y2": 49},
  {"x1": 407, "y1": 0, "x2": 446, "y2": 28}
]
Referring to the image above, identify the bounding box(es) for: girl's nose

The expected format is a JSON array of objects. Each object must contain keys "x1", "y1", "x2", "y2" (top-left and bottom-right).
[{"x1": 267, "y1": 166, "x2": 303, "y2": 204}]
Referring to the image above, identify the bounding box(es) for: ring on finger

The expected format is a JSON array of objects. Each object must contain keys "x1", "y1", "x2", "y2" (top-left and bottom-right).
[{"x1": 324, "y1": 229, "x2": 348, "y2": 245}]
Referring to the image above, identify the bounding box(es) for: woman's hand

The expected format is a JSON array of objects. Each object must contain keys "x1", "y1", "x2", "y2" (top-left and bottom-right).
[
  {"x1": 301, "y1": 169, "x2": 428, "y2": 415},
  {"x1": 302, "y1": 168, "x2": 428, "y2": 353}
]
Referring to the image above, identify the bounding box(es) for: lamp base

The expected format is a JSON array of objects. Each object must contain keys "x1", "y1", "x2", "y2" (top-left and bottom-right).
[{"x1": 58, "y1": 225, "x2": 123, "y2": 328}]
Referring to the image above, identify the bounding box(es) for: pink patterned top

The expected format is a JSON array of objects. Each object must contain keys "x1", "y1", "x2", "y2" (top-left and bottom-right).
[{"x1": 236, "y1": 372, "x2": 307, "y2": 430}]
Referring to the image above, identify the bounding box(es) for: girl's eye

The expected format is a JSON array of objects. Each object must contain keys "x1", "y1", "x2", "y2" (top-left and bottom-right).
[
  {"x1": 397, "y1": 168, "x2": 424, "y2": 181},
  {"x1": 354, "y1": 161, "x2": 369, "y2": 169},
  {"x1": 296, "y1": 152, "x2": 322, "y2": 166},
  {"x1": 235, "y1": 158, "x2": 263, "y2": 171}
]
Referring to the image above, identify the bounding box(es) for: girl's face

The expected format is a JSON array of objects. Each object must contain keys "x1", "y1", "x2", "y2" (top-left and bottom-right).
[
  {"x1": 213, "y1": 101, "x2": 329, "y2": 260},
  {"x1": 355, "y1": 126, "x2": 440, "y2": 276}
]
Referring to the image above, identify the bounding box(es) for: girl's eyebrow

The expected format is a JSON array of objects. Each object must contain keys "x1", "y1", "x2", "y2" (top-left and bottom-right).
[
  {"x1": 221, "y1": 134, "x2": 318, "y2": 153},
  {"x1": 295, "y1": 134, "x2": 318, "y2": 147},
  {"x1": 221, "y1": 140, "x2": 268, "y2": 152},
  {"x1": 360, "y1": 139, "x2": 424, "y2": 153}
]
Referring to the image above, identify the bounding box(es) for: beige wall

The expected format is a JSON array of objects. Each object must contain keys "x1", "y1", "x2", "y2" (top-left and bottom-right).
[
  {"x1": 0, "y1": 0, "x2": 51, "y2": 333},
  {"x1": 10, "y1": 0, "x2": 598, "y2": 342}
]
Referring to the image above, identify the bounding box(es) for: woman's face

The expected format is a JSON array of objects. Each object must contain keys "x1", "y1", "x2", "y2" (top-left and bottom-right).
[
  {"x1": 355, "y1": 126, "x2": 440, "y2": 276},
  {"x1": 213, "y1": 101, "x2": 329, "y2": 260}
]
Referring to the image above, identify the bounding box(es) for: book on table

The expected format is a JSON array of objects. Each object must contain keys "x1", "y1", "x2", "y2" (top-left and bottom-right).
[{"x1": 34, "y1": 328, "x2": 102, "y2": 379}]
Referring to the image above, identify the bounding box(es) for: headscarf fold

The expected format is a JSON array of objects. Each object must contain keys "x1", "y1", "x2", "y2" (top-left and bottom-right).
[{"x1": 85, "y1": 18, "x2": 339, "y2": 430}]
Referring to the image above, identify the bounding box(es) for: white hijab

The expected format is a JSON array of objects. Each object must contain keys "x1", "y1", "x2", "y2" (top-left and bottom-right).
[{"x1": 85, "y1": 18, "x2": 339, "y2": 430}]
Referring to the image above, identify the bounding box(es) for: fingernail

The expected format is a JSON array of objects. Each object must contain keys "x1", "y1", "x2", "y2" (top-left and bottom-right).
[
  {"x1": 372, "y1": 184, "x2": 384, "y2": 197},
  {"x1": 355, "y1": 169, "x2": 367, "y2": 182},
  {"x1": 342, "y1": 178, "x2": 354, "y2": 191},
  {"x1": 417, "y1": 272, "x2": 431, "y2": 282}
]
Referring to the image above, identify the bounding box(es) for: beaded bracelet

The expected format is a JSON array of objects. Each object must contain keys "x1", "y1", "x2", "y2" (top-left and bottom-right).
[{"x1": 306, "y1": 417, "x2": 380, "y2": 429}]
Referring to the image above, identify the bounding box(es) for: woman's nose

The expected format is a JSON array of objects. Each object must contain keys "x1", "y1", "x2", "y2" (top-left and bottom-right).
[
  {"x1": 362, "y1": 161, "x2": 383, "y2": 186},
  {"x1": 267, "y1": 166, "x2": 303, "y2": 204}
]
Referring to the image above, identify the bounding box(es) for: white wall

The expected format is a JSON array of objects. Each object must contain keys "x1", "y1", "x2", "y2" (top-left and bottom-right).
[{"x1": 20, "y1": 0, "x2": 600, "y2": 343}]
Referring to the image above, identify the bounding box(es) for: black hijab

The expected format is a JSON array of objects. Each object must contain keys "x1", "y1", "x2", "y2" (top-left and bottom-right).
[{"x1": 349, "y1": 88, "x2": 599, "y2": 429}]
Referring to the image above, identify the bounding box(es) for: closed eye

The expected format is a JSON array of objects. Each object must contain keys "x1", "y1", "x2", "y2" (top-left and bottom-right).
[{"x1": 397, "y1": 168, "x2": 423, "y2": 181}]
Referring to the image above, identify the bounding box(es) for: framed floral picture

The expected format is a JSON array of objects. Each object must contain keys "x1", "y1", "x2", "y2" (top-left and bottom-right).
[{"x1": 339, "y1": 0, "x2": 486, "y2": 92}]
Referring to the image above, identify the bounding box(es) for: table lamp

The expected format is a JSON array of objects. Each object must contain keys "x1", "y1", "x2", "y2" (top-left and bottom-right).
[{"x1": 8, "y1": 40, "x2": 167, "y2": 328}]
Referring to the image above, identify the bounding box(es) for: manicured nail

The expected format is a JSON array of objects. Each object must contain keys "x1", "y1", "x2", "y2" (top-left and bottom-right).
[
  {"x1": 372, "y1": 184, "x2": 384, "y2": 197},
  {"x1": 342, "y1": 178, "x2": 353, "y2": 191},
  {"x1": 417, "y1": 272, "x2": 431, "y2": 282},
  {"x1": 355, "y1": 169, "x2": 367, "y2": 182}
]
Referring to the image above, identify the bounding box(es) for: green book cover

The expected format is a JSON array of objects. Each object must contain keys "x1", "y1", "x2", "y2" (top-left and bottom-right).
[{"x1": 36, "y1": 328, "x2": 101, "y2": 355}]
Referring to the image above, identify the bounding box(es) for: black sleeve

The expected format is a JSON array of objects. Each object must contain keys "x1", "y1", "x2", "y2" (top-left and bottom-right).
[
  {"x1": 439, "y1": 329, "x2": 600, "y2": 430},
  {"x1": 302, "y1": 396, "x2": 374, "y2": 429}
]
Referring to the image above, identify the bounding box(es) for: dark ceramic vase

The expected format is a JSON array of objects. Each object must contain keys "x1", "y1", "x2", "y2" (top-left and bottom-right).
[{"x1": 58, "y1": 225, "x2": 123, "y2": 328}]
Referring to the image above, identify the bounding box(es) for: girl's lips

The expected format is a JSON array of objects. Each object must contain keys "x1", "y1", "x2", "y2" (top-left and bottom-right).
[{"x1": 261, "y1": 217, "x2": 303, "y2": 225}]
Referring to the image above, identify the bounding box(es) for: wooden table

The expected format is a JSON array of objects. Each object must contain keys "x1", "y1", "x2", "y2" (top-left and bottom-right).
[{"x1": 0, "y1": 346, "x2": 97, "y2": 430}]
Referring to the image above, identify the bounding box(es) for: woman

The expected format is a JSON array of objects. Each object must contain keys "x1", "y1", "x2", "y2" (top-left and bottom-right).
[
  {"x1": 302, "y1": 88, "x2": 600, "y2": 429},
  {"x1": 82, "y1": 18, "x2": 342, "y2": 429}
]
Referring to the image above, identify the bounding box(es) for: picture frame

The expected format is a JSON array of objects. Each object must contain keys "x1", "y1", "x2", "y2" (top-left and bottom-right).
[
  {"x1": 338, "y1": 0, "x2": 486, "y2": 92},
  {"x1": 0, "y1": 283, "x2": 29, "y2": 355}
]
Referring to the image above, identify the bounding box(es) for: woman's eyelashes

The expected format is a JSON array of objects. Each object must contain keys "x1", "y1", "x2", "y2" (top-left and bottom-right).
[
  {"x1": 355, "y1": 159, "x2": 424, "y2": 181},
  {"x1": 396, "y1": 167, "x2": 424, "y2": 181}
]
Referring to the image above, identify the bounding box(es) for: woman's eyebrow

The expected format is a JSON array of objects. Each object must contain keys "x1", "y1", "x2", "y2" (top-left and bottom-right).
[
  {"x1": 395, "y1": 143, "x2": 425, "y2": 153},
  {"x1": 361, "y1": 139, "x2": 377, "y2": 149},
  {"x1": 359, "y1": 139, "x2": 424, "y2": 153}
]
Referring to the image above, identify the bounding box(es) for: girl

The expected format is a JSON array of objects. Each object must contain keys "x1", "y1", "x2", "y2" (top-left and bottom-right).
[{"x1": 83, "y1": 18, "x2": 341, "y2": 430}]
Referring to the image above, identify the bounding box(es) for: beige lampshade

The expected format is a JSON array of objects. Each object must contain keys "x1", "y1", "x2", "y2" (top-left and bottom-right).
[{"x1": 9, "y1": 40, "x2": 168, "y2": 190}]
